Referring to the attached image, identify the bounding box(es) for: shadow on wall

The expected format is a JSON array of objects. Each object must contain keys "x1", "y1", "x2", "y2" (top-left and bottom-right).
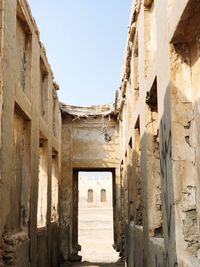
[
  {"x1": 124, "y1": 60, "x2": 200, "y2": 266},
  {"x1": 121, "y1": 0, "x2": 200, "y2": 265},
  {"x1": 123, "y1": 84, "x2": 176, "y2": 267}
]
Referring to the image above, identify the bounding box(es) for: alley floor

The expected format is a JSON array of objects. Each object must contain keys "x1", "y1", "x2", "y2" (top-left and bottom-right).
[
  {"x1": 61, "y1": 208, "x2": 124, "y2": 267},
  {"x1": 67, "y1": 262, "x2": 124, "y2": 267}
]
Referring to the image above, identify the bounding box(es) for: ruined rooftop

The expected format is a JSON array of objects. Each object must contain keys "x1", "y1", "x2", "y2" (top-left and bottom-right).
[{"x1": 60, "y1": 103, "x2": 115, "y2": 119}]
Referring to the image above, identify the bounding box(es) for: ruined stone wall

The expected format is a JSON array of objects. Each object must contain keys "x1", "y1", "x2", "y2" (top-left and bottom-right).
[
  {"x1": 0, "y1": 1, "x2": 61, "y2": 266},
  {"x1": 3, "y1": 0, "x2": 200, "y2": 266},
  {"x1": 117, "y1": 0, "x2": 200, "y2": 266},
  {"x1": 60, "y1": 105, "x2": 121, "y2": 262}
]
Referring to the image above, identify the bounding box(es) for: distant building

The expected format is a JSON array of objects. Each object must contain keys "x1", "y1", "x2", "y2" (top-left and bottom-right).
[{"x1": 78, "y1": 175, "x2": 112, "y2": 208}]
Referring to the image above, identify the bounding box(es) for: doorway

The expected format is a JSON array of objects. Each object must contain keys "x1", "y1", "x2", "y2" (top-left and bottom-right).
[{"x1": 72, "y1": 169, "x2": 119, "y2": 263}]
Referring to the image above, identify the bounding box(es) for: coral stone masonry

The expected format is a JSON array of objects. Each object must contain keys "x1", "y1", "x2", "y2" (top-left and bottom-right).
[{"x1": 0, "y1": 0, "x2": 200, "y2": 266}]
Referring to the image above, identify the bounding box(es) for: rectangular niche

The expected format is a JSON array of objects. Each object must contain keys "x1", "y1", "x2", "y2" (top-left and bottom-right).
[
  {"x1": 37, "y1": 137, "x2": 48, "y2": 228},
  {"x1": 52, "y1": 90, "x2": 60, "y2": 137},
  {"x1": 145, "y1": 77, "x2": 163, "y2": 237},
  {"x1": 16, "y1": 5, "x2": 32, "y2": 98},
  {"x1": 51, "y1": 150, "x2": 59, "y2": 222},
  {"x1": 40, "y1": 57, "x2": 49, "y2": 119},
  {"x1": 131, "y1": 34, "x2": 139, "y2": 106},
  {"x1": 13, "y1": 104, "x2": 31, "y2": 232},
  {"x1": 134, "y1": 117, "x2": 143, "y2": 226},
  {"x1": 144, "y1": 0, "x2": 156, "y2": 77}
]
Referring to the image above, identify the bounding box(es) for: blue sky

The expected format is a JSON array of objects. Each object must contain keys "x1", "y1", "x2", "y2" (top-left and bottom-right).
[{"x1": 28, "y1": 0, "x2": 132, "y2": 105}]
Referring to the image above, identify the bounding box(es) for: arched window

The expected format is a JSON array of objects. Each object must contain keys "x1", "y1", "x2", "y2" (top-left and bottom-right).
[
  {"x1": 88, "y1": 189, "x2": 93, "y2": 203},
  {"x1": 101, "y1": 189, "x2": 106, "y2": 202}
]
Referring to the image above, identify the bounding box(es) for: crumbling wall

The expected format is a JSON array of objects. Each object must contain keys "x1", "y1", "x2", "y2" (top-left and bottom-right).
[
  {"x1": 0, "y1": 1, "x2": 61, "y2": 267},
  {"x1": 144, "y1": 1, "x2": 156, "y2": 77},
  {"x1": 189, "y1": 21, "x2": 200, "y2": 265},
  {"x1": 168, "y1": 1, "x2": 200, "y2": 261},
  {"x1": 37, "y1": 140, "x2": 48, "y2": 228},
  {"x1": 0, "y1": 0, "x2": 4, "y2": 148},
  {"x1": 3, "y1": 0, "x2": 200, "y2": 266},
  {"x1": 145, "y1": 78, "x2": 163, "y2": 237},
  {"x1": 60, "y1": 106, "x2": 121, "y2": 262},
  {"x1": 170, "y1": 42, "x2": 198, "y2": 258},
  {"x1": 116, "y1": 0, "x2": 200, "y2": 266},
  {"x1": 134, "y1": 120, "x2": 143, "y2": 226},
  {"x1": 16, "y1": 12, "x2": 31, "y2": 98}
]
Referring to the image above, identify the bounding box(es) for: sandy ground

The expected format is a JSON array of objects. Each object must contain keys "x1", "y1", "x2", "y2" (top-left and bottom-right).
[{"x1": 62, "y1": 208, "x2": 124, "y2": 267}]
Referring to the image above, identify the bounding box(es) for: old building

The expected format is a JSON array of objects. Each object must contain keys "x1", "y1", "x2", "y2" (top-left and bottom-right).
[
  {"x1": 116, "y1": 0, "x2": 200, "y2": 266},
  {"x1": 0, "y1": 0, "x2": 61, "y2": 266},
  {"x1": 60, "y1": 104, "x2": 121, "y2": 262},
  {"x1": 0, "y1": 0, "x2": 200, "y2": 266},
  {"x1": 78, "y1": 173, "x2": 113, "y2": 208}
]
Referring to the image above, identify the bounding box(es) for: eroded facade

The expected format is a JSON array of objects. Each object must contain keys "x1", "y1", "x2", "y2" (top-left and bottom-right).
[
  {"x1": 117, "y1": 0, "x2": 200, "y2": 266},
  {"x1": 1, "y1": 0, "x2": 200, "y2": 267},
  {"x1": 60, "y1": 104, "x2": 121, "y2": 262},
  {"x1": 0, "y1": 1, "x2": 61, "y2": 266}
]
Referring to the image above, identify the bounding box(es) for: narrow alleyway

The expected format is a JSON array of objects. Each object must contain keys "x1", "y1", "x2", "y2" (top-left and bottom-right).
[{"x1": 3, "y1": 1, "x2": 200, "y2": 266}]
